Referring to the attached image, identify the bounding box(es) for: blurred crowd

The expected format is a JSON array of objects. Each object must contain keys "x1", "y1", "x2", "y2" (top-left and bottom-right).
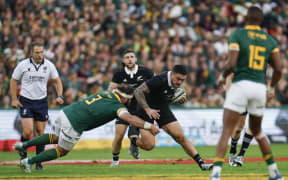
[{"x1": 1, "y1": 0, "x2": 288, "y2": 108}]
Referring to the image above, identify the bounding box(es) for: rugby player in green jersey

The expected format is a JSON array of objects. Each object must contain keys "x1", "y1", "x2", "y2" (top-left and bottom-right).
[
  {"x1": 210, "y1": 6, "x2": 283, "y2": 180},
  {"x1": 13, "y1": 84, "x2": 160, "y2": 173}
]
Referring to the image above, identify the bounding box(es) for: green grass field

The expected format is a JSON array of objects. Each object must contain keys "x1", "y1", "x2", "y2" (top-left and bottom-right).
[{"x1": 0, "y1": 144, "x2": 287, "y2": 179}]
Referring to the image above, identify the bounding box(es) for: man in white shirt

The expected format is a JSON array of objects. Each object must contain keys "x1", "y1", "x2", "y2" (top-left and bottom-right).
[{"x1": 10, "y1": 41, "x2": 64, "y2": 170}]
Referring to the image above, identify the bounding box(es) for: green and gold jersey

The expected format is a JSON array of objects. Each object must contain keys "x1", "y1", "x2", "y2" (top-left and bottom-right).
[
  {"x1": 63, "y1": 91, "x2": 127, "y2": 133},
  {"x1": 228, "y1": 25, "x2": 279, "y2": 84}
]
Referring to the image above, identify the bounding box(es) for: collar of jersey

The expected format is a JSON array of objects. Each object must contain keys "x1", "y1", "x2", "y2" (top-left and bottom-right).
[
  {"x1": 245, "y1": 25, "x2": 261, "y2": 30},
  {"x1": 167, "y1": 71, "x2": 174, "y2": 89},
  {"x1": 113, "y1": 92, "x2": 121, "y2": 103},
  {"x1": 30, "y1": 57, "x2": 44, "y2": 65},
  {"x1": 124, "y1": 65, "x2": 138, "y2": 78}
]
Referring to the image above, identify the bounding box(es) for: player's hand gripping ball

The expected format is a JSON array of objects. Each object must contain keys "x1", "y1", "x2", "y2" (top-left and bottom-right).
[{"x1": 171, "y1": 88, "x2": 186, "y2": 104}]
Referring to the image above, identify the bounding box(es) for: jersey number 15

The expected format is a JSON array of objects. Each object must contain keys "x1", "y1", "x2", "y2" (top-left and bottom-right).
[{"x1": 249, "y1": 45, "x2": 266, "y2": 70}]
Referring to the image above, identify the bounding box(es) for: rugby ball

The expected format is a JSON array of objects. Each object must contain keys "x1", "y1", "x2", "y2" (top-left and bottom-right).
[{"x1": 171, "y1": 88, "x2": 186, "y2": 104}]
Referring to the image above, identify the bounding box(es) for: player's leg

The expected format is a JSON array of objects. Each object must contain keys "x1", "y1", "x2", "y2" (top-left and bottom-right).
[
  {"x1": 162, "y1": 121, "x2": 212, "y2": 170},
  {"x1": 233, "y1": 127, "x2": 253, "y2": 166},
  {"x1": 249, "y1": 115, "x2": 283, "y2": 180},
  {"x1": 248, "y1": 81, "x2": 283, "y2": 180},
  {"x1": 136, "y1": 128, "x2": 155, "y2": 151},
  {"x1": 127, "y1": 125, "x2": 140, "y2": 159},
  {"x1": 34, "y1": 120, "x2": 47, "y2": 169},
  {"x1": 111, "y1": 122, "x2": 128, "y2": 166},
  {"x1": 20, "y1": 118, "x2": 34, "y2": 159},
  {"x1": 19, "y1": 97, "x2": 34, "y2": 160},
  {"x1": 33, "y1": 98, "x2": 49, "y2": 170},
  {"x1": 211, "y1": 108, "x2": 241, "y2": 179},
  {"x1": 17, "y1": 111, "x2": 80, "y2": 173},
  {"x1": 229, "y1": 113, "x2": 246, "y2": 166}
]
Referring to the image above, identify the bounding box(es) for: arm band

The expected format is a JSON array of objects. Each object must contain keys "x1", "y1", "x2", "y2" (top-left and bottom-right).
[{"x1": 144, "y1": 122, "x2": 152, "y2": 129}]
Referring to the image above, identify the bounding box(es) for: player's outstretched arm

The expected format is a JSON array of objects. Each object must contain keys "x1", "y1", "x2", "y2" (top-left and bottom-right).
[
  {"x1": 119, "y1": 112, "x2": 160, "y2": 136},
  {"x1": 134, "y1": 83, "x2": 160, "y2": 119}
]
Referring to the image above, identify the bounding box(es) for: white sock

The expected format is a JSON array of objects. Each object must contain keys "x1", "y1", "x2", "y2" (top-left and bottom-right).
[
  {"x1": 268, "y1": 163, "x2": 279, "y2": 177},
  {"x1": 211, "y1": 166, "x2": 222, "y2": 176}
]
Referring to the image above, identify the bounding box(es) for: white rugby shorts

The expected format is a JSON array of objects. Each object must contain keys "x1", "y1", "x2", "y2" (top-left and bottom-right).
[
  {"x1": 54, "y1": 111, "x2": 81, "y2": 151},
  {"x1": 224, "y1": 80, "x2": 266, "y2": 116}
]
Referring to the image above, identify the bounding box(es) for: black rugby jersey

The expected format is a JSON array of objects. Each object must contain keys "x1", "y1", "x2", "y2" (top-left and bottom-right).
[
  {"x1": 112, "y1": 65, "x2": 153, "y2": 111},
  {"x1": 145, "y1": 71, "x2": 176, "y2": 108}
]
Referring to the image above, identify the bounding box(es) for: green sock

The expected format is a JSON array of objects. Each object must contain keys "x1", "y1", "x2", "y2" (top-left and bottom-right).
[
  {"x1": 28, "y1": 148, "x2": 60, "y2": 164},
  {"x1": 23, "y1": 134, "x2": 55, "y2": 149},
  {"x1": 264, "y1": 152, "x2": 275, "y2": 165},
  {"x1": 213, "y1": 157, "x2": 224, "y2": 167}
]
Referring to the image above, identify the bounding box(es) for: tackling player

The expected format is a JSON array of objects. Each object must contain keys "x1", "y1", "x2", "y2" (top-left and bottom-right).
[{"x1": 14, "y1": 84, "x2": 160, "y2": 173}]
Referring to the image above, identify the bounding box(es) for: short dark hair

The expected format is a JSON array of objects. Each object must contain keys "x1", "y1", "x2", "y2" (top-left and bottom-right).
[
  {"x1": 172, "y1": 65, "x2": 187, "y2": 75},
  {"x1": 117, "y1": 84, "x2": 134, "y2": 95},
  {"x1": 122, "y1": 49, "x2": 135, "y2": 57},
  {"x1": 30, "y1": 41, "x2": 44, "y2": 51},
  {"x1": 246, "y1": 6, "x2": 263, "y2": 25}
]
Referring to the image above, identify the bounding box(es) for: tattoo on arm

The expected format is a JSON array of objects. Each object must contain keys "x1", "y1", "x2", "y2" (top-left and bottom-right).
[{"x1": 134, "y1": 82, "x2": 150, "y2": 110}]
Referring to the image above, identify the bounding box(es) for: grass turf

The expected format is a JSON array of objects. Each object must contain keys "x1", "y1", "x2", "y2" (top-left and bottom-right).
[{"x1": 0, "y1": 144, "x2": 287, "y2": 177}]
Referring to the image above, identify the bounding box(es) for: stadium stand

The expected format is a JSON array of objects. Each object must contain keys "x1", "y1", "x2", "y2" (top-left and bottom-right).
[{"x1": 1, "y1": 0, "x2": 288, "y2": 108}]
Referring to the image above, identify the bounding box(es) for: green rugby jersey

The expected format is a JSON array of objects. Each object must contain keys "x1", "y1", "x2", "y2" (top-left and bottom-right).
[
  {"x1": 228, "y1": 25, "x2": 279, "y2": 84},
  {"x1": 63, "y1": 91, "x2": 127, "y2": 133}
]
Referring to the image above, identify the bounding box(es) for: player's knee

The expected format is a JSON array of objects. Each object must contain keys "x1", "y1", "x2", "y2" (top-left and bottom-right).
[
  {"x1": 143, "y1": 143, "x2": 155, "y2": 151},
  {"x1": 22, "y1": 129, "x2": 33, "y2": 138},
  {"x1": 254, "y1": 132, "x2": 265, "y2": 141},
  {"x1": 250, "y1": 127, "x2": 261, "y2": 137},
  {"x1": 57, "y1": 147, "x2": 69, "y2": 157},
  {"x1": 174, "y1": 135, "x2": 185, "y2": 145}
]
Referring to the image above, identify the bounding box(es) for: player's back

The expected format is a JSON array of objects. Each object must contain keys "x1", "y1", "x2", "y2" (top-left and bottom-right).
[
  {"x1": 63, "y1": 91, "x2": 125, "y2": 133},
  {"x1": 230, "y1": 25, "x2": 278, "y2": 84}
]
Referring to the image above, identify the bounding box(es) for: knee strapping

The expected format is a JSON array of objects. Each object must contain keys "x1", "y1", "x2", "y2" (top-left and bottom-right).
[{"x1": 255, "y1": 133, "x2": 265, "y2": 141}]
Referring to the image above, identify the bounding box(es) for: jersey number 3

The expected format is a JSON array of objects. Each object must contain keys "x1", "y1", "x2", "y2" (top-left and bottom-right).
[
  {"x1": 85, "y1": 95, "x2": 102, "y2": 105},
  {"x1": 249, "y1": 45, "x2": 266, "y2": 70}
]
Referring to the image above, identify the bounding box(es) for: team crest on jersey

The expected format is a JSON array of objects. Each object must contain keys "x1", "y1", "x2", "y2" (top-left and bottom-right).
[
  {"x1": 164, "y1": 90, "x2": 168, "y2": 94},
  {"x1": 137, "y1": 76, "x2": 143, "y2": 81},
  {"x1": 28, "y1": 68, "x2": 30, "y2": 71},
  {"x1": 123, "y1": 79, "x2": 127, "y2": 82},
  {"x1": 43, "y1": 66, "x2": 47, "y2": 73}
]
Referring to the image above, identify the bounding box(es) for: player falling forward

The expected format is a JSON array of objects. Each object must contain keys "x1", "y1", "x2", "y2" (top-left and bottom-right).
[
  {"x1": 14, "y1": 84, "x2": 159, "y2": 173},
  {"x1": 210, "y1": 6, "x2": 283, "y2": 180}
]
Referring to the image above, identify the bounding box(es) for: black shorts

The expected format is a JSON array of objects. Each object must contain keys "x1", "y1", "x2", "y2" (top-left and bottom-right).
[
  {"x1": 115, "y1": 109, "x2": 137, "y2": 125},
  {"x1": 19, "y1": 96, "x2": 49, "y2": 122},
  {"x1": 136, "y1": 107, "x2": 177, "y2": 128}
]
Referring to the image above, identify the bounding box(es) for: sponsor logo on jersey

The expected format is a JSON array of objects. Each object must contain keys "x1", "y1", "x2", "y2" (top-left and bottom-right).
[{"x1": 137, "y1": 76, "x2": 143, "y2": 81}]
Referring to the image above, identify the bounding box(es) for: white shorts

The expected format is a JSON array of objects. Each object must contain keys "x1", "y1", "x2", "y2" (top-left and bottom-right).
[
  {"x1": 54, "y1": 111, "x2": 81, "y2": 151},
  {"x1": 224, "y1": 80, "x2": 266, "y2": 116}
]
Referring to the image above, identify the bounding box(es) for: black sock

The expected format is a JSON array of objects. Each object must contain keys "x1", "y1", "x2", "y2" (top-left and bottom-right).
[
  {"x1": 113, "y1": 153, "x2": 119, "y2": 161},
  {"x1": 130, "y1": 137, "x2": 137, "y2": 146},
  {"x1": 128, "y1": 126, "x2": 139, "y2": 138},
  {"x1": 193, "y1": 154, "x2": 204, "y2": 167},
  {"x1": 229, "y1": 138, "x2": 239, "y2": 155},
  {"x1": 20, "y1": 136, "x2": 28, "y2": 158},
  {"x1": 238, "y1": 133, "x2": 253, "y2": 156}
]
